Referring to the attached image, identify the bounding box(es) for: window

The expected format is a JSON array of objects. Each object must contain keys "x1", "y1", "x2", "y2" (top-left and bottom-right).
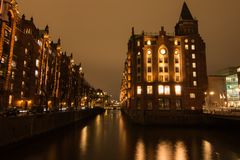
[
  {"x1": 137, "y1": 58, "x2": 141, "y2": 65},
  {"x1": 158, "y1": 98, "x2": 164, "y2": 108},
  {"x1": 147, "y1": 67, "x2": 152, "y2": 73},
  {"x1": 22, "y1": 81, "x2": 25, "y2": 87},
  {"x1": 21, "y1": 91, "x2": 24, "y2": 97},
  {"x1": 24, "y1": 60, "x2": 27, "y2": 67},
  {"x1": 159, "y1": 58, "x2": 163, "y2": 63},
  {"x1": 147, "y1": 40, "x2": 151, "y2": 45},
  {"x1": 159, "y1": 75, "x2": 163, "y2": 82},
  {"x1": 165, "y1": 99, "x2": 170, "y2": 108},
  {"x1": 158, "y1": 85, "x2": 164, "y2": 95},
  {"x1": 137, "y1": 67, "x2": 141, "y2": 73},
  {"x1": 193, "y1": 71, "x2": 197, "y2": 77},
  {"x1": 9, "y1": 95, "x2": 13, "y2": 105},
  {"x1": 164, "y1": 75, "x2": 169, "y2": 82},
  {"x1": 176, "y1": 76, "x2": 180, "y2": 82},
  {"x1": 174, "y1": 40, "x2": 178, "y2": 45},
  {"x1": 191, "y1": 39, "x2": 195, "y2": 43},
  {"x1": 147, "y1": 75, "x2": 152, "y2": 82},
  {"x1": 137, "y1": 86, "x2": 142, "y2": 95},
  {"x1": 164, "y1": 57, "x2": 168, "y2": 63},
  {"x1": 137, "y1": 41, "x2": 140, "y2": 46},
  {"x1": 159, "y1": 67, "x2": 163, "y2": 73},
  {"x1": 176, "y1": 99, "x2": 182, "y2": 109},
  {"x1": 175, "y1": 85, "x2": 181, "y2": 95},
  {"x1": 192, "y1": 63, "x2": 196, "y2": 68},
  {"x1": 175, "y1": 67, "x2": 179, "y2": 73},
  {"x1": 25, "y1": 48, "x2": 28, "y2": 54},
  {"x1": 11, "y1": 72, "x2": 15, "y2": 79},
  {"x1": 190, "y1": 93, "x2": 196, "y2": 99},
  {"x1": 192, "y1": 54, "x2": 196, "y2": 59},
  {"x1": 191, "y1": 45, "x2": 195, "y2": 50},
  {"x1": 185, "y1": 45, "x2": 189, "y2": 50},
  {"x1": 23, "y1": 71, "x2": 26, "y2": 77},
  {"x1": 147, "y1": 86, "x2": 153, "y2": 94},
  {"x1": 147, "y1": 57, "x2": 151, "y2": 63},
  {"x1": 147, "y1": 101, "x2": 153, "y2": 110},
  {"x1": 164, "y1": 67, "x2": 168, "y2": 73},
  {"x1": 137, "y1": 52, "x2": 141, "y2": 56},
  {"x1": 35, "y1": 70, "x2": 39, "y2": 77},
  {"x1": 137, "y1": 76, "x2": 141, "y2": 82},
  {"x1": 165, "y1": 86, "x2": 170, "y2": 95},
  {"x1": 193, "y1": 81, "x2": 197, "y2": 86},
  {"x1": 147, "y1": 50, "x2": 151, "y2": 54},
  {"x1": 184, "y1": 39, "x2": 188, "y2": 43},
  {"x1": 175, "y1": 58, "x2": 179, "y2": 63}
]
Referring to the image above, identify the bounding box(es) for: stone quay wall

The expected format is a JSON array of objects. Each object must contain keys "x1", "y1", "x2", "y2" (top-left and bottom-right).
[{"x1": 0, "y1": 108, "x2": 105, "y2": 147}]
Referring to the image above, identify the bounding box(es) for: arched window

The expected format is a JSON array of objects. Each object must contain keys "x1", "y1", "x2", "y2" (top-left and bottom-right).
[{"x1": 158, "y1": 46, "x2": 169, "y2": 82}]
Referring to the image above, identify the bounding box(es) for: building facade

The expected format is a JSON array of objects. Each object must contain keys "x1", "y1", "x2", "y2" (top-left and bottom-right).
[{"x1": 120, "y1": 2, "x2": 208, "y2": 112}]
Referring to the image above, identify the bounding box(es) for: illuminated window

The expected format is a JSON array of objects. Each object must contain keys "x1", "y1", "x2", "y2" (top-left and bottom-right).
[
  {"x1": 137, "y1": 41, "x2": 140, "y2": 46},
  {"x1": 21, "y1": 91, "x2": 24, "y2": 97},
  {"x1": 185, "y1": 39, "x2": 188, "y2": 43},
  {"x1": 147, "y1": 50, "x2": 151, "y2": 55},
  {"x1": 190, "y1": 93, "x2": 196, "y2": 99},
  {"x1": 147, "y1": 75, "x2": 152, "y2": 82},
  {"x1": 24, "y1": 60, "x2": 27, "y2": 67},
  {"x1": 193, "y1": 81, "x2": 197, "y2": 86},
  {"x1": 9, "y1": 95, "x2": 13, "y2": 105},
  {"x1": 15, "y1": 36, "x2": 18, "y2": 42},
  {"x1": 192, "y1": 63, "x2": 196, "y2": 68},
  {"x1": 165, "y1": 86, "x2": 170, "y2": 95},
  {"x1": 35, "y1": 70, "x2": 39, "y2": 77},
  {"x1": 25, "y1": 48, "x2": 28, "y2": 54},
  {"x1": 175, "y1": 85, "x2": 181, "y2": 96},
  {"x1": 137, "y1": 52, "x2": 141, "y2": 56},
  {"x1": 174, "y1": 40, "x2": 178, "y2": 45},
  {"x1": 36, "y1": 59, "x2": 40, "y2": 67},
  {"x1": 11, "y1": 72, "x2": 15, "y2": 79},
  {"x1": 147, "y1": 86, "x2": 153, "y2": 94},
  {"x1": 158, "y1": 85, "x2": 164, "y2": 95},
  {"x1": 192, "y1": 54, "x2": 196, "y2": 59},
  {"x1": 23, "y1": 71, "x2": 26, "y2": 77},
  {"x1": 147, "y1": 40, "x2": 151, "y2": 45},
  {"x1": 137, "y1": 86, "x2": 142, "y2": 95},
  {"x1": 193, "y1": 71, "x2": 197, "y2": 77},
  {"x1": 10, "y1": 84, "x2": 13, "y2": 90},
  {"x1": 185, "y1": 45, "x2": 189, "y2": 50},
  {"x1": 191, "y1": 45, "x2": 195, "y2": 50},
  {"x1": 22, "y1": 81, "x2": 25, "y2": 87}
]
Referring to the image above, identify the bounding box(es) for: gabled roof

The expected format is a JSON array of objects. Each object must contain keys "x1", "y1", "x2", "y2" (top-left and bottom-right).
[{"x1": 180, "y1": 2, "x2": 194, "y2": 20}]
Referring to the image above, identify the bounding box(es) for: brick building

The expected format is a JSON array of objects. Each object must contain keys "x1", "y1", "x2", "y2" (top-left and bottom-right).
[{"x1": 120, "y1": 2, "x2": 207, "y2": 112}]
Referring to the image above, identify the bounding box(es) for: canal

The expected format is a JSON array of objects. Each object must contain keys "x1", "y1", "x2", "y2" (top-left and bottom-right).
[{"x1": 2, "y1": 110, "x2": 240, "y2": 160}]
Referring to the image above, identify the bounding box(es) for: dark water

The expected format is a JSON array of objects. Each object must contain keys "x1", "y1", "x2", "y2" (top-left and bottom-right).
[{"x1": 2, "y1": 110, "x2": 240, "y2": 160}]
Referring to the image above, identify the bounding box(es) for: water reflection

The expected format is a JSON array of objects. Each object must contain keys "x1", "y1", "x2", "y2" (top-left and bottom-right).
[
  {"x1": 2, "y1": 110, "x2": 240, "y2": 160},
  {"x1": 80, "y1": 126, "x2": 88, "y2": 155},
  {"x1": 135, "y1": 139, "x2": 146, "y2": 160}
]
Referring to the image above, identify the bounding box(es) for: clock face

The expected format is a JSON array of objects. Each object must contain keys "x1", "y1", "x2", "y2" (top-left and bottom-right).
[{"x1": 160, "y1": 48, "x2": 166, "y2": 55}]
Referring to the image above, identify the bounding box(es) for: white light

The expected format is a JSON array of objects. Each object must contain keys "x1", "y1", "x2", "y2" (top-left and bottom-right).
[{"x1": 160, "y1": 48, "x2": 166, "y2": 55}]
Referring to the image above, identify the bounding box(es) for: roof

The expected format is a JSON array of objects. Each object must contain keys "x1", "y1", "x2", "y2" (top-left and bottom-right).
[{"x1": 180, "y1": 2, "x2": 194, "y2": 20}]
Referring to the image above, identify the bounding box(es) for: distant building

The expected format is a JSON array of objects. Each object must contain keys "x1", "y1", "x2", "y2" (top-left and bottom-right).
[
  {"x1": 120, "y1": 2, "x2": 207, "y2": 112},
  {"x1": 208, "y1": 66, "x2": 240, "y2": 108}
]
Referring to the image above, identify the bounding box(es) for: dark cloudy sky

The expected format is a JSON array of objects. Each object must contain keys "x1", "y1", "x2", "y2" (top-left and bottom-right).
[{"x1": 17, "y1": 0, "x2": 240, "y2": 99}]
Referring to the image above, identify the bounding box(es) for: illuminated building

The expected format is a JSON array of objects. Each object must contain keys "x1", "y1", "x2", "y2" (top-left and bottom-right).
[
  {"x1": 120, "y1": 2, "x2": 207, "y2": 112},
  {"x1": 208, "y1": 66, "x2": 240, "y2": 108},
  {"x1": 0, "y1": 0, "x2": 18, "y2": 111}
]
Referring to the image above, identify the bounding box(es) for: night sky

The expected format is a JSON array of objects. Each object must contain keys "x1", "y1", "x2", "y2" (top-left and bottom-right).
[{"x1": 17, "y1": 0, "x2": 240, "y2": 99}]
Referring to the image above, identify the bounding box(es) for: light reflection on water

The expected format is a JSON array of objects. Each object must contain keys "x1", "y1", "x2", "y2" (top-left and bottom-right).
[{"x1": 2, "y1": 110, "x2": 240, "y2": 160}]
